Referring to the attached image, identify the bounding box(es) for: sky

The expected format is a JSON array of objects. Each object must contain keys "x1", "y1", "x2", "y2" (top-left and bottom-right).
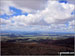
[{"x1": 0, "y1": 0, "x2": 75, "y2": 33}]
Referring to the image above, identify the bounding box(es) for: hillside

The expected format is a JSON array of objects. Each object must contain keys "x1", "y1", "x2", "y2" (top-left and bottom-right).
[{"x1": 1, "y1": 38, "x2": 74, "y2": 55}]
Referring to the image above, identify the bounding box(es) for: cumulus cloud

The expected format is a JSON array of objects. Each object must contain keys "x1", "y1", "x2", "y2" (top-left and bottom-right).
[
  {"x1": 0, "y1": 0, "x2": 75, "y2": 32},
  {"x1": 12, "y1": 0, "x2": 47, "y2": 10},
  {"x1": 0, "y1": 0, "x2": 47, "y2": 15},
  {"x1": 8, "y1": 1, "x2": 74, "y2": 25},
  {"x1": 69, "y1": 20, "x2": 75, "y2": 26},
  {"x1": 0, "y1": 18, "x2": 11, "y2": 25},
  {"x1": 68, "y1": 0, "x2": 75, "y2": 4},
  {"x1": 0, "y1": 0, "x2": 15, "y2": 15}
]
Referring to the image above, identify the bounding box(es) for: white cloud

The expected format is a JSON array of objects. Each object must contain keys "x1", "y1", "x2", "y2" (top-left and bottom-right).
[
  {"x1": 40, "y1": 1, "x2": 74, "y2": 24},
  {"x1": 0, "y1": 0, "x2": 75, "y2": 32},
  {"x1": 0, "y1": 18, "x2": 11, "y2": 25},
  {"x1": 12, "y1": 0, "x2": 47, "y2": 10},
  {"x1": 0, "y1": 0, "x2": 15, "y2": 15},
  {"x1": 0, "y1": 0, "x2": 47, "y2": 15},
  {"x1": 69, "y1": 20, "x2": 75, "y2": 26},
  {"x1": 9, "y1": 0, "x2": 74, "y2": 25},
  {"x1": 68, "y1": 0, "x2": 75, "y2": 4}
]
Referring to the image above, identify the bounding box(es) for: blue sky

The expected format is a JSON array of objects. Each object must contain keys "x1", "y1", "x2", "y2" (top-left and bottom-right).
[
  {"x1": 59, "y1": 0, "x2": 67, "y2": 4},
  {"x1": 0, "y1": 0, "x2": 75, "y2": 33},
  {"x1": 0, "y1": 6, "x2": 28, "y2": 19}
]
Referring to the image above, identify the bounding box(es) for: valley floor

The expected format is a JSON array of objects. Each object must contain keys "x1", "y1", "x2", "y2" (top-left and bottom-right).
[{"x1": 1, "y1": 38, "x2": 74, "y2": 55}]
